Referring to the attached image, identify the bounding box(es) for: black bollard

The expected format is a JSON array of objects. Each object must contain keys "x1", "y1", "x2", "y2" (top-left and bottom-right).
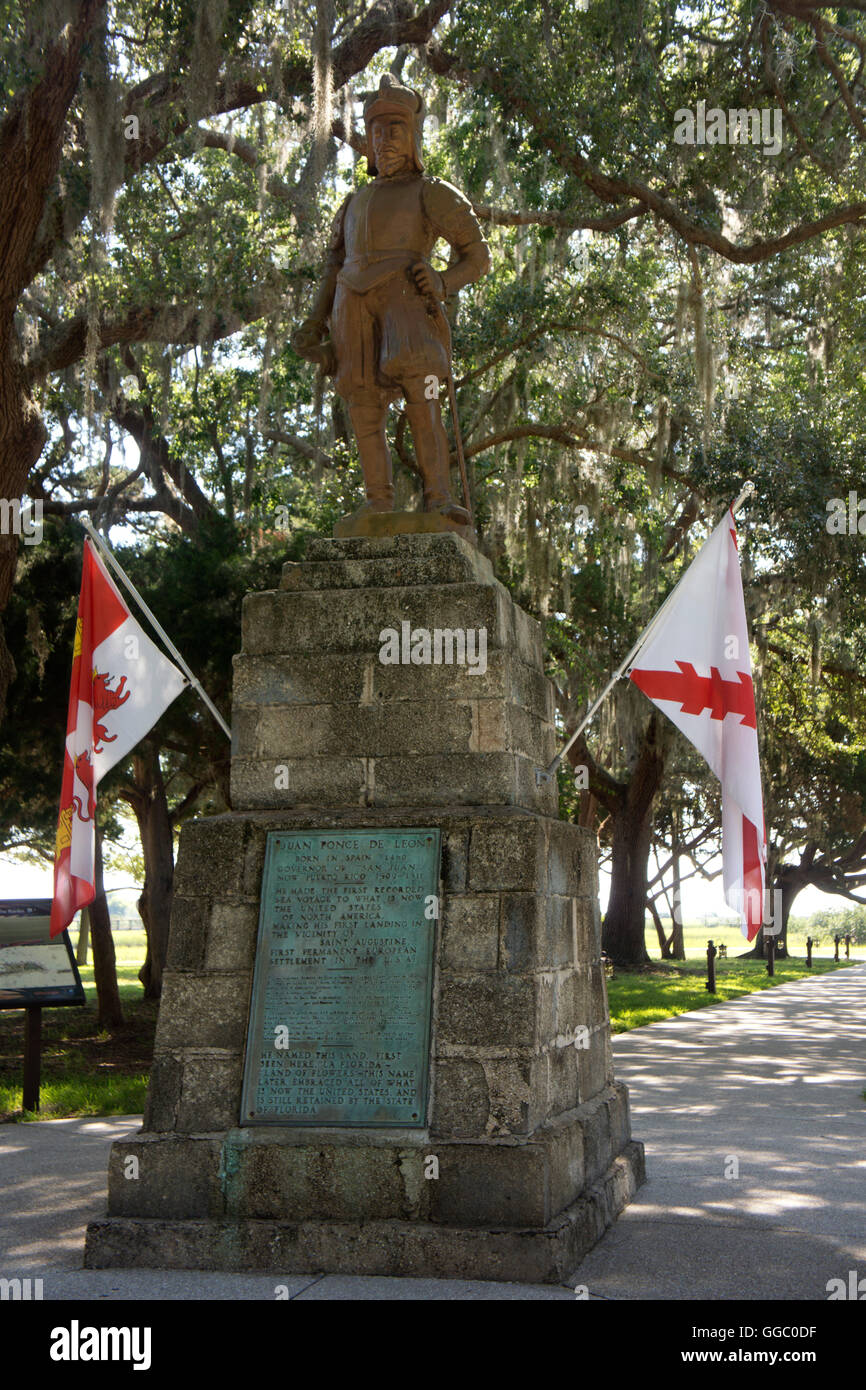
[
  {"x1": 806, "y1": 936, "x2": 813, "y2": 968},
  {"x1": 845, "y1": 934, "x2": 851, "y2": 960},
  {"x1": 834, "y1": 935, "x2": 840, "y2": 962},
  {"x1": 706, "y1": 939, "x2": 717, "y2": 994},
  {"x1": 22, "y1": 1005, "x2": 42, "y2": 1112},
  {"x1": 766, "y1": 933, "x2": 775, "y2": 977}
]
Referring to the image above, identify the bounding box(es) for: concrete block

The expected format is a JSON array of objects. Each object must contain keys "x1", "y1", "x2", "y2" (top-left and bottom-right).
[
  {"x1": 431, "y1": 1142, "x2": 549, "y2": 1226},
  {"x1": 440, "y1": 894, "x2": 499, "y2": 971},
  {"x1": 430, "y1": 1059, "x2": 490, "y2": 1138},
  {"x1": 219, "y1": 1139, "x2": 430, "y2": 1223},
  {"x1": 468, "y1": 816, "x2": 546, "y2": 892},
  {"x1": 556, "y1": 967, "x2": 590, "y2": 1039},
  {"x1": 175, "y1": 1053, "x2": 245, "y2": 1133},
  {"x1": 437, "y1": 973, "x2": 537, "y2": 1048},
  {"x1": 143, "y1": 1055, "x2": 183, "y2": 1133},
  {"x1": 542, "y1": 1042, "x2": 580, "y2": 1121},
  {"x1": 441, "y1": 826, "x2": 469, "y2": 891},
  {"x1": 482, "y1": 1058, "x2": 533, "y2": 1135},
  {"x1": 205, "y1": 902, "x2": 258, "y2": 973},
  {"x1": 304, "y1": 532, "x2": 496, "y2": 585},
  {"x1": 499, "y1": 894, "x2": 574, "y2": 971},
  {"x1": 106, "y1": 1136, "x2": 223, "y2": 1219},
  {"x1": 241, "y1": 585, "x2": 508, "y2": 659},
  {"x1": 154, "y1": 973, "x2": 252, "y2": 1053},
  {"x1": 166, "y1": 897, "x2": 209, "y2": 971},
  {"x1": 578, "y1": 1034, "x2": 610, "y2": 1107},
  {"x1": 173, "y1": 818, "x2": 247, "y2": 899},
  {"x1": 547, "y1": 818, "x2": 588, "y2": 896},
  {"x1": 232, "y1": 652, "x2": 369, "y2": 707},
  {"x1": 580, "y1": 1093, "x2": 613, "y2": 1185}
]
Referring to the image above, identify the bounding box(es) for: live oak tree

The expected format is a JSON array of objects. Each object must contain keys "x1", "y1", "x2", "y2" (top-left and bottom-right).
[
  {"x1": 0, "y1": 0, "x2": 453, "y2": 718},
  {"x1": 6, "y1": 0, "x2": 866, "y2": 969}
]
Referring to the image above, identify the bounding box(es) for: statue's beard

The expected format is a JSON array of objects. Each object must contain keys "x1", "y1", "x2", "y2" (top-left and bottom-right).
[{"x1": 377, "y1": 150, "x2": 411, "y2": 177}]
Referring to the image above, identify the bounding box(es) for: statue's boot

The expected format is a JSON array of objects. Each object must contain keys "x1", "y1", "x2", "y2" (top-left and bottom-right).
[
  {"x1": 348, "y1": 402, "x2": 395, "y2": 514},
  {"x1": 405, "y1": 399, "x2": 470, "y2": 525}
]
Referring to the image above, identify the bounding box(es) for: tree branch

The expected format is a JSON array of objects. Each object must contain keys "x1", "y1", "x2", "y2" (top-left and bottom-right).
[
  {"x1": 265, "y1": 429, "x2": 334, "y2": 469},
  {"x1": 425, "y1": 36, "x2": 866, "y2": 264},
  {"x1": 26, "y1": 282, "x2": 286, "y2": 381}
]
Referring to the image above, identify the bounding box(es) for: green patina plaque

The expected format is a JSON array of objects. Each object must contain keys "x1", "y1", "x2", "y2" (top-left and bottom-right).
[{"x1": 241, "y1": 829, "x2": 440, "y2": 1127}]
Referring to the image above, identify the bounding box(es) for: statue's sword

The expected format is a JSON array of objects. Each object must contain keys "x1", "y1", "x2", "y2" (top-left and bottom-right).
[{"x1": 420, "y1": 284, "x2": 474, "y2": 527}]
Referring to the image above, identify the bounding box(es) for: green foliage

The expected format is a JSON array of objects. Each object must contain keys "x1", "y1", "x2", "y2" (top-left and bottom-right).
[
  {"x1": 794, "y1": 905, "x2": 866, "y2": 945},
  {"x1": 607, "y1": 957, "x2": 854, "y2": 1033}
]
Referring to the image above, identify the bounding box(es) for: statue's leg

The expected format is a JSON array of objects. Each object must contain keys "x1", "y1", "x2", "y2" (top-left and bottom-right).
[
  {"x1": 347, "y1": 399, "x2": 395, "y2": 512},
  {"x1": 403, "y1": 376, "x2": 469, "y2": 524}
]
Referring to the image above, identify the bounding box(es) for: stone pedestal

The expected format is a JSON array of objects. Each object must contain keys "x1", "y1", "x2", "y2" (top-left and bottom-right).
[{"x1": 84, "y1": 533, "x2": 644, "y2": 1284}]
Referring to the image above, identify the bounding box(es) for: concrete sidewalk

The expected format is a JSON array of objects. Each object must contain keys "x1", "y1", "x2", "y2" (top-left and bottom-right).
[
  {"x1": 2, "y1": 964, "x2": 864, "y2": 1300},
  {"x1": 573, "y1": 962, "x2": 866, "y2": 1300}
]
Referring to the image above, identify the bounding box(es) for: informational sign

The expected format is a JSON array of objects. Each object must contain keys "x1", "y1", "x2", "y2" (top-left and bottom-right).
[
  {"x1": 0, "y1": 900, "x2": 85, "y2": 1008},
  {"x1": 241, "y1": 829, "x2": 440, "y2": 1127}
]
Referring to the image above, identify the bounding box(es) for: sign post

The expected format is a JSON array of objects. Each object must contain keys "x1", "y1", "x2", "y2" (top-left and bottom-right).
[{"x1": 22, "y1": 1006, "x2": 43, "y2": 1111}]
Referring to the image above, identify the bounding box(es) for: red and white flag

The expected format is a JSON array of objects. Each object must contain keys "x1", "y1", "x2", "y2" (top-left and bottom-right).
[
  {"x1": 50, "y1": 540, "x2": 187, "y2": 937},
  {"x1": 628, "y1": 508, "x2": 766, "y2": 939}
]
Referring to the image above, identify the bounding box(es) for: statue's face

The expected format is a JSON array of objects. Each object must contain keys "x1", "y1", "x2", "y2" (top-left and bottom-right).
[{"x1": 370, "y1": 115, "x2": 413, "y2": 177}]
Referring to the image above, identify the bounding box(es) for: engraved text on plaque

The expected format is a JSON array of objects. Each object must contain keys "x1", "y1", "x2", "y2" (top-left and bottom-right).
[{"x1": 241, "y1": 829, "x2": 440, "y2": 1126}]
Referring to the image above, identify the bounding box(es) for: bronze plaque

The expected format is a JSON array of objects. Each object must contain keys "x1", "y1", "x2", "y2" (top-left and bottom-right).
[{"x1": 241, "y1": 829, "x2": 440, "y2": 1126}]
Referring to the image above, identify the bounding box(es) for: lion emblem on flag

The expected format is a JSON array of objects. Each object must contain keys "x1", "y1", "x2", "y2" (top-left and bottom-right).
[
  {"x1": 72, "y1": 750, "x2": 96, "y2": 823},
  {"x1": 91, "y1": 669, "x2": 130, "y2": 751}
]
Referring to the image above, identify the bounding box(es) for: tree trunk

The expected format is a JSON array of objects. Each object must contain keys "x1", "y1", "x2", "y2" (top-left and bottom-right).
[
  {"x1": 76, "y1": 905, "x2": 90, "y2": 965},
  {"x1": 0, "y1": 0, "x2": 107, "y2": 721},
  {"x1": 648, "y1": 896, "x2": 672, "y2": 959},
  {"x1": 602, "y1": 712, "x2": 669, "y2": 966},
  {"x1": 604, "y1": 800, "x2": 654, "y2": 965},
  {"x1": 671, "y1": 812, "x2": 685, "y2": 959},
  {"x1": 131, "y1": 744, "x2": 175, "y2": 1000},
  {"x1": 744, "y1": 871, "x2": 797, "y2": 959},
  {"x1": 90, "y1": 825, "x2": 124, "y2": 1029}
]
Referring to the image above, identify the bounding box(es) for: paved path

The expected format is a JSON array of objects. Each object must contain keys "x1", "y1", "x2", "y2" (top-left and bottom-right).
[
  {"x1": 1, "y1": 965, "x2": 864, "y2": 1300},
  {"x1": 574, "y1": 963, "x2": 866, "y2": 1300}
]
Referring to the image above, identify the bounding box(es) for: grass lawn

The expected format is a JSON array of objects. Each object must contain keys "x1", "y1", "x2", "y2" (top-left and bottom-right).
[
  {"x1": 0, "y1": 930, "x2": 155, "y2": 1122},
  {"x1": 608, "y1": 947, "x2": 860, "y2": 1033}
]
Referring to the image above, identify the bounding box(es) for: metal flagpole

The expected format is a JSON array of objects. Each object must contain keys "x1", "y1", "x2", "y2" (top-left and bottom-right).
[
  {"x1": 79, "y1": 515, "x2": 232, "y2": 742},
  {"x1": 536, "y1": 481, "x2": 755, "y2": 784}
]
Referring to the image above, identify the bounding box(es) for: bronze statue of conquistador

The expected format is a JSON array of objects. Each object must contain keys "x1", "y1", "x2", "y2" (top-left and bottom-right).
[{"x1": 293, "y1": 73, "x2": 491, "y2": 526}]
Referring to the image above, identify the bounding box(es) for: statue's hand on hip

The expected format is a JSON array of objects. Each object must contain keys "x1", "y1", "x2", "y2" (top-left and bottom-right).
[{"x1": 411, "y1": 262, "x2": 446, "y2": 303}]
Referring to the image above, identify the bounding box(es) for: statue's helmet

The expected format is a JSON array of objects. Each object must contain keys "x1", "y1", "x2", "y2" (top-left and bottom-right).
[{"x1": 363, "y1": 73, "x2": 425, "y2": 176}]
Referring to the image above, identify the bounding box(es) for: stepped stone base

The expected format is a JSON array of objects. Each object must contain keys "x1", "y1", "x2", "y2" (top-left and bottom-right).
[
  {"x1": 333, "y1": 509, "x2": 476, "y2": 544},
  {"x1": 84, "y1": 533, "x2": 643, "y2": 1284},
  {"x1": 85, "y1": 1145, "x2": 644, "y2": 1284}
]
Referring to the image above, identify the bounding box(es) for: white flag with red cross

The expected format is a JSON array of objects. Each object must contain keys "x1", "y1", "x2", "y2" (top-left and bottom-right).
[
  {"x1": 627, "y1": 507, "x2": 766, "y2": 940},
  {"x1": 50, "y1": 539, "x2": 187, "y2": 937}
]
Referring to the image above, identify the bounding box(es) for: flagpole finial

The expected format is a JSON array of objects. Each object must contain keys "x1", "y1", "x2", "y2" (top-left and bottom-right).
[{"x1": 732, "y1": 480, "x2": 755, "y2": 513}]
